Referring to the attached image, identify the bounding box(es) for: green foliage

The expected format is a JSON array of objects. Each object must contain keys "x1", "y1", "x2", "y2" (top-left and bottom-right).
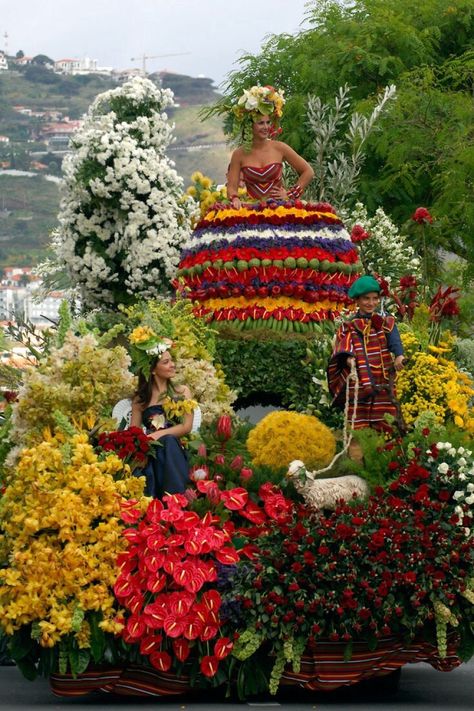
[
  {"x1": 346, "y1": 428, "x2": 398, "y2": 490},
  {"x1": 215, "y1": 335, "x2": 313, "y2": 409},
  {"x1": 220, "y1": 0, "x2": 474, "y2": 265}
]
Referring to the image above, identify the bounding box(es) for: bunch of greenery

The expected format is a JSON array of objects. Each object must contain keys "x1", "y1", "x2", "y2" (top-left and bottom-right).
[{"x1": 214, "y1": 335, "x2": 314, "y2": 411}]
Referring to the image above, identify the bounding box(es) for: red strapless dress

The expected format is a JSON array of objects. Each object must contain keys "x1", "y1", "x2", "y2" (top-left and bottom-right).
[{"x1": 240, "y1": 162, "x2": 283, "y2": 200}]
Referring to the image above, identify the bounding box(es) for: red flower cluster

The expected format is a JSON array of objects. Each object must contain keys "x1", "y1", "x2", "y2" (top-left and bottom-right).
[
  {"x1": 97, "y1": 427, "x2": 150, "y2": 465},
  {"x1": 115, "y1": 493, "x2": 240, "y2": 678},
  {"x1": 195, "y1": 303, "x2": 340, "y2": 324},
  {"x1": 195, "y1": 206, "x2": 342, "y2": 231},
  {"x1": 411, "y1": 207, "x2": 433, "y2": 224},
  {"x1": 223, "y1": 435, "x2": 473, "y2": 650},
  {"x1": 429, "y1": 285, "x2": 461, "y2": 320},
  {"x1": 350, "y1": 224, "x2": 371, "y2": 243}
]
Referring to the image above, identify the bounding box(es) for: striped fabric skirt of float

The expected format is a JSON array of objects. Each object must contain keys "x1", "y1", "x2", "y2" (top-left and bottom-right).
[
  {"x1": 175, "y1": 201, "x2": 362, "y2": 333},
  {"x1": 49, "y1": 637, "x2": 460, "y2": 697}
]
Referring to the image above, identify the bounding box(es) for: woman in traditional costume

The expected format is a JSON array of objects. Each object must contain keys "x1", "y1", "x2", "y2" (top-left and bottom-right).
[
  {"x1": 177, "y1": 86, "x2": 362, "y2": 332},
  {"x1": 130, "y1": 335, "x2": 194, "y2": 498},
  {"x1": 327, "y1": 275, "x2": 405, "y2": 431}
]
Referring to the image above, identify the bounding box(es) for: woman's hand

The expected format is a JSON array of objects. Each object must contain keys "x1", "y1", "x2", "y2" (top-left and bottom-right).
[
  {"x1": 230, "y1": 195, "x2": 242, "y2": 210},
  {"x1": 148, "y1": 429, "x2": 167, "y2": 441},
  {"x1": 269, "y1": 186, "x2": 288, "y2": 200}
]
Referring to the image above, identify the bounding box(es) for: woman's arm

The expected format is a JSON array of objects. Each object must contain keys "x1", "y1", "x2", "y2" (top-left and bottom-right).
[
  {"x1": 280, "y1": 142, "x2": 314, "y2": 194},
  {"x1": 130, "y1": 398, "x2": 143, "y2": 428},
  {"x1": 149, "y1": 385, "x2": 195, "y2": 441},
  {"x1": 226, "y1": 149, "x2": 243, "y2": 209}
]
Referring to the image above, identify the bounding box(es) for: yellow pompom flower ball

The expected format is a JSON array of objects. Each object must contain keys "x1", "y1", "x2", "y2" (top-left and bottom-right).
[{"x1": 246, "y1": 411, "x2": 336, "y2": 472}]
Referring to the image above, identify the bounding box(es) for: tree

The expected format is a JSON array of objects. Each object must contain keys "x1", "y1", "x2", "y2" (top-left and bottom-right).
[
  {"x1": 32, "y1": 54, "x2": 54, "y2": 67},
  {"x1": 218, "y1": 0, "x2": 474, "y2": 263},
  {"x1": 52, "y1": 77, "x2": 197, "y2": 310}
]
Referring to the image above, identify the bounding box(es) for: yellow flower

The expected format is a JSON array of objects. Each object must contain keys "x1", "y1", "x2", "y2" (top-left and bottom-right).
[
  {"x1": 129, "y1": 325, "x2": 155, "y2": 344},
  {"x1": 191, "y1": 171, "x2": 204, "y2": 182}
]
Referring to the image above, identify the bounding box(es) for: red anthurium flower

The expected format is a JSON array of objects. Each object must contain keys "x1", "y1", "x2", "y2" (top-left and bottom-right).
[
  {"x1": 146, "y1": 572, "x2": 167, "y2": 594},
  {"x1": 113, "y1": 576, "x2": 134, "y2": 600},
  {"x1": 240, "y1": 501, "x2": 267, "y2": 524},
  {"x1": 215, "y1": 547, "x2": 240, "y2": 564},
  {"x1": 200, "y1": 625, "x2": 220, "y2": 642},
  {"x1": 182, "y1": 616, "x2": 204, "y2": 640},
  {"x1": 144, "y1": 552, "x2": 165, "y2": 572},
  {"x1": 220, "y1": 488, "x2": 249, "y2": 511},
  {"x1": 169, "y1": 593, "x2": 194, "y2": 617},
  {"x1": 139, "y1": 634, "x2": 163, "y2": 655},
  {"x1": 200, "y1": 655, "x2": 220, "y2": 678},
  {"x1": 120, "y1": 501, "x2": 143, "y2": 524},
  {"x1": 150, "y1": 651, "x2": 172, "y2": 672},
  {"x1": 201, "y1": 589, "x2": 222, "y2": 612},
  {"x1": 122, "y1": 528, "x2": 143, "y2": 544},
  {"x1": 173, "y1": 510, "x2": 201, "y2": 530},
  {"x1": 163, "y1": 615, "x2": 186, "y2": 638},
  {"x1": 214, "y1": 637, "x2": 233, "y2": 660},
  {"x1": 196, "y1": 480, "x2": 220, "y2": 499},
  {"x1": 239, "y1": 543, "x2": 262, "y2": 559},
  {"x1": 126, "y1": 593, "x2": 144, "y2": 615},
  {"x1": 172, "y1": 638, "x2": 191, "y2": 662},
  {"x1": 126, "y1": 615, "x2": 146, "y2": 639}
]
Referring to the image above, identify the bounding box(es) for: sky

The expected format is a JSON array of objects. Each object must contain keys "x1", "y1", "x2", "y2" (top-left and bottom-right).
[{"x1": 1, "y1": 0, "x2": 312, "y2": 87}]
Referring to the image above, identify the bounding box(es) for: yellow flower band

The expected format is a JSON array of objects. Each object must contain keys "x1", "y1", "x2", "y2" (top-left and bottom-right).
[
  {"x1": 204, "y1": 206, "x2": 338, "y2": 222},
  {"x1": 203, "y1": 296, "x2": 348, "y2": 314}
]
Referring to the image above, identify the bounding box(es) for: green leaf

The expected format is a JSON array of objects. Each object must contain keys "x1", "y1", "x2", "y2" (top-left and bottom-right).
[
  {"x1": 15, "y1": 656, "x2": 38, "y2": 681},
  {"x1": 8, "y1": 627, "x2": 35, "y2": 661}
]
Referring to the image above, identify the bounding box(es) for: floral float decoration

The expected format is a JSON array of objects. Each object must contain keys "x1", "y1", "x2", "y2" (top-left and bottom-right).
[{"x1": 176, "y1": 201, "x2": 363, "y2": 332}]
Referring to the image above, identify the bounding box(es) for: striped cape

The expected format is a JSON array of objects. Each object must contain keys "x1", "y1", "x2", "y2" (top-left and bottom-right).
[{"x1": 327, "y1": 314, "x2": 400, "y2": 430}]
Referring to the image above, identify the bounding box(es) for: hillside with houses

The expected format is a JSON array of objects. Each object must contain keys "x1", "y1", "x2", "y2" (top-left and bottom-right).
[{"x1": 0, "y1": 48, "x2": 230, "y2": 275}]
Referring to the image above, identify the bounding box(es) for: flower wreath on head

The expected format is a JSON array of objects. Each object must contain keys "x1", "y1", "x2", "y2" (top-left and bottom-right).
[
  {"x1": 222, "y1": 85, "x2": 285, "y2": 152},
  {"x1": 128, "y1": 325, "x2": 174, "y2": 379}
]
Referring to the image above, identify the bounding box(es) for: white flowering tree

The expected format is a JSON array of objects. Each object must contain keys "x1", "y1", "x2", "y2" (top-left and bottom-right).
[
  {"x1": 54, "y1": 77, "x2": 197, "y2": 310},
  {"x1": 348, "y1": 202, "x2": 421, "y2": 286}
]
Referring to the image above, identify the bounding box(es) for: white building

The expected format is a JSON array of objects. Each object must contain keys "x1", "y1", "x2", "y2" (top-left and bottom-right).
[
  {"x1": 54, "y1": 57, "x2": 112, "y2": 76},
  {"x1": 23, "y1": 289, "x2": 64, "y2": 325},
  {"x1": 0, "y1": 52, "x2": 8, "y2": 72},
  {"x1": 0, "y1": 285, "x2": 27, "y2": 320}
]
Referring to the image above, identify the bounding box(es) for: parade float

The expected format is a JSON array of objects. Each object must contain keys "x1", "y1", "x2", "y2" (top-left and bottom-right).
[{"x1": 0, "y1": 77, "x2": 473, "y2": 700}]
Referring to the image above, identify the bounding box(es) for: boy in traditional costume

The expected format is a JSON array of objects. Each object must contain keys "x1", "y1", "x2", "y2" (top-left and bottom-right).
[{"x1": 327, "y1": 275, "x2": 404, "y2": 431}]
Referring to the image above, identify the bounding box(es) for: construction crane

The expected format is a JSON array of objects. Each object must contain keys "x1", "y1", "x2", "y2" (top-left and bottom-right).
[{"x1": 130, "y1": 52, "x2": 191, "y2": 75}]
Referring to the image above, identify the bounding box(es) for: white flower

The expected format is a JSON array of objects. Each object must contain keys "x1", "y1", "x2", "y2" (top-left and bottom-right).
[
  {"x1": 453, "y1": 491, "x2": 465, "y2": 501},
  {"x1": 465, "y1": 494, "x2": 474, "y2": 505},
  {"x1": 458, "y1": 457, "x2": 467, "y2": 467},
  {"x1": 437, "y1": 462, "x2": 449, "y2": 474},
  {"x1": 448, "y1": 448, "x2": 457, "y2": 457}
]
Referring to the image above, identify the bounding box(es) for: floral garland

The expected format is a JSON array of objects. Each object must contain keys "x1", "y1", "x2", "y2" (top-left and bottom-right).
[{"x1": 52, "y1": 77, "x2": 198, "y2": 309}]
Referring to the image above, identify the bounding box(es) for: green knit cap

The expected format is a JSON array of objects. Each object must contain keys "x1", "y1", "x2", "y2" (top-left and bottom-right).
[{"x1": 348, "y1": 275, "x2": 381, "y2": 299}]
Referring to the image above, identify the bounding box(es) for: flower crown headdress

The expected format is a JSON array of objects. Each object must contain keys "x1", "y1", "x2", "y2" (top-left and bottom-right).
[
  {"x1": 129, "y1": 326, "x2": 173, "y2": 377},
  {"x1": 232, "y1": 85, "x2": 285, "y2": 152},
  {"x1": 201, "y1": 84, "x2": 285, "y2": 153}
]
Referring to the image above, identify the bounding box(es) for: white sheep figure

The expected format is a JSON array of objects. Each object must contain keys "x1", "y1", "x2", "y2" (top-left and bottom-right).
[{"x1": 287, "y1": 460, "x2": 369, "y2": 510}]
